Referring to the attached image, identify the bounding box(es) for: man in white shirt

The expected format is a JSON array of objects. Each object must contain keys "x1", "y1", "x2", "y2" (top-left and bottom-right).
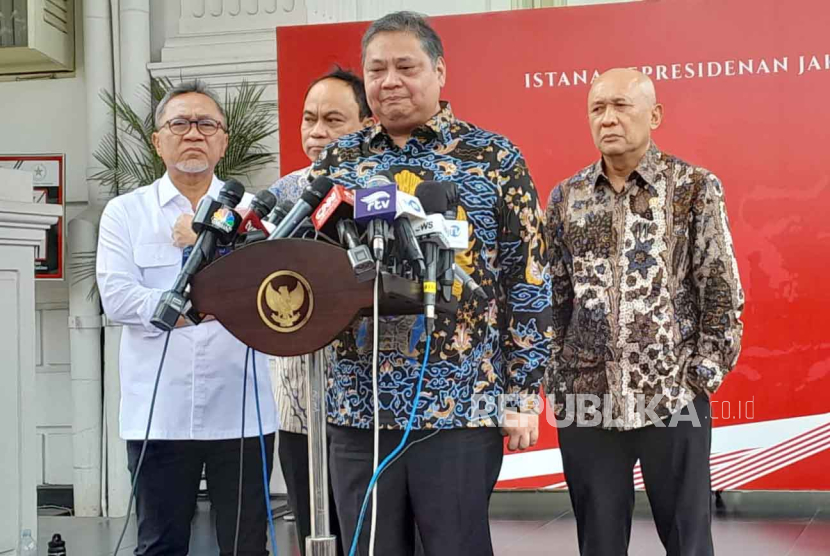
[{"x1": 96, "y1": 80, "x2": 277, "y2": 556}]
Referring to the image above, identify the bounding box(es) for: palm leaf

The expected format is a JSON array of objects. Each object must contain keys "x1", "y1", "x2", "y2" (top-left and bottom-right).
[
  {"x1": 215, "y1": 80, "x2": 278, "y2": 181},
  {"x1": 92, "y1": 85, "x2": 166, "y2": 197}
]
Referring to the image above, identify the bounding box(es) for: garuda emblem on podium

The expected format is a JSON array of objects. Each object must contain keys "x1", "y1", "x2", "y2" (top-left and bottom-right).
[{"x1": 257, "y1": 270, "x2": 314, "y2": 333}]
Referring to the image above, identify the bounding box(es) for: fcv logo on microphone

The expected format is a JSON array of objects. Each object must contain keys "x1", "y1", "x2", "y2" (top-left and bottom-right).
[{"x1": 360, "y1": 191, "x2": 391, "y2": 212}]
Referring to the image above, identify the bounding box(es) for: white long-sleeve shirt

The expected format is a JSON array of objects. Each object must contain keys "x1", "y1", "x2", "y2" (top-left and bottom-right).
[{"x1": 96, "y1": 172, "x2": 277, "y2": 440}]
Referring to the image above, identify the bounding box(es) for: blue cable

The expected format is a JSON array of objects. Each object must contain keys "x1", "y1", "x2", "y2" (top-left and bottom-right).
[
  {"x1": 348, "y1": 335, "x2": 432, "y2": 556},
  {"x1": 251, "y1": 349, "x2": 279, "y2": 556}
]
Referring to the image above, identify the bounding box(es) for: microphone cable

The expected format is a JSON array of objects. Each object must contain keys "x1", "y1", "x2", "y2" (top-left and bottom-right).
[
  {"x1": 112, "y1": 331, "x2": 173, "y2": 555},
  {"x1": 252, "y1": 349, "x2": 280, "y2": 556},
  {"x1": 369, "y1": 261, "x2": 381, "y2": 555},
  {"x1": 232, "y1": 348, "x2": 250, "y2": 556},
  {"x1": 348, "y1": 334, "x2": 433, "y2": 556}
]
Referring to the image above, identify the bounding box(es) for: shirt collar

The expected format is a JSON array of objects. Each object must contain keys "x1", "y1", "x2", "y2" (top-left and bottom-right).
[
  {"x1": 369, "y1": 101, "x2": 456, "y2": 148},
  {"x1": 591, "y1": 142, "x2": 662, "y2": 188},
  {"x1": 158, "y1": 171, "x2": 224, "y2": 208}
]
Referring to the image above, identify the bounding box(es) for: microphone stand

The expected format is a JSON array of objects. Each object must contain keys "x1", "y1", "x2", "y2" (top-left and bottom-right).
[
  {"x1": 186, "y1": 238, "x2": 461, "y2": 555},
  {"x1": 305, "y1": 348, "x2": 337, "y2": 556}
]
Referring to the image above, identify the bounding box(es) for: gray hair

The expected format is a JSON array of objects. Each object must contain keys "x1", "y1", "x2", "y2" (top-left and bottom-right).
[
  {"x1": 154, "y1": 79, "x2": 226, "y2": 129},
  {"x1": 361, "y1": 11, "x2": 444, "y2": 67}
]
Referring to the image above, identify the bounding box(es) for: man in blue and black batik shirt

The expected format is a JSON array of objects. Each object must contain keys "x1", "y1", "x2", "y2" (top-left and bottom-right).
[{"x1": 310, "y1": 11, "x2": 553, "y2": 556}]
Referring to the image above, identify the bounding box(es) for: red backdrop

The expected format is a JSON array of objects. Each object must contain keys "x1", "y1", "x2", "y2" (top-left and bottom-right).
[{"x1": 277, "y1": 0, "x2": 830, "y2": 490}]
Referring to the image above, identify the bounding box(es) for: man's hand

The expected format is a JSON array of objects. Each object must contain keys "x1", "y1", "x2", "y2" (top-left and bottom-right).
[
  {"x1": 172, "y1": 214, "x2": 197, "y2": 248},
  {"x1": 501, "y1": 410, "x2": 539, "y2": 452}
]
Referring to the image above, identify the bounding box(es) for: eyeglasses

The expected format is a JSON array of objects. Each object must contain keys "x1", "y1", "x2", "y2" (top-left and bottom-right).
[{"x1": 161, "y1": 118, "x2": 226, "y2": 136}]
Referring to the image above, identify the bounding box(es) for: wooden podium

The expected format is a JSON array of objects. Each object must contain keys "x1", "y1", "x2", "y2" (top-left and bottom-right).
[
  {"x1": 189, "y1": 238, "x2": 455, "y2": 555},
  {"x1": 190, "y1": 238, "x2": 455, "y2": 356}
]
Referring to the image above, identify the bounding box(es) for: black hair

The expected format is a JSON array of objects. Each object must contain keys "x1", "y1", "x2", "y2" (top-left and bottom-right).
[{"x1": 304, "y1": 65, "x2": 372, "y2": 120}]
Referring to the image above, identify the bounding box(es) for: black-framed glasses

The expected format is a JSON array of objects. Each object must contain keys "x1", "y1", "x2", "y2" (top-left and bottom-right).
[{"x1": 161, "y1": 118, "x2": 225, "y2": 136}]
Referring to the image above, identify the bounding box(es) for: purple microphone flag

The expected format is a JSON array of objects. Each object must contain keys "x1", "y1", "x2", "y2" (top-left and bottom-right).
[{"x1": 354, "y1": 184, "x2": 398, "y2": 223}]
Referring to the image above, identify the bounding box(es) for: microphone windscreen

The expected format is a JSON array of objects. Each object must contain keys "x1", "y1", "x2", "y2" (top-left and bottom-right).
[
  {"x1": 415, "y1": 181, "x2": 450, "y2": 214},
  {"x1": 250, "y1": 189, "x2": 277, "y2": 217},
  {"x1": 218, "y1": 178, "x2": 246, "y2": 208},
  {"x1": 300, "y1": 176, "x2": 336, "y2": 208}
]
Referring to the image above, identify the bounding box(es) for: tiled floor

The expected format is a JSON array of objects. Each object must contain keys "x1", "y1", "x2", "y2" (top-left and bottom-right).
[{"x1": 37, "y1": 492, "x2": 830, "y2": 555}]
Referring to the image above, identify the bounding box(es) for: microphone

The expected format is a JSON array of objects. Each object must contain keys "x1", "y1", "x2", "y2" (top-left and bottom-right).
[
  {"x1": 185, "y1": 184, "x2": 261, "y2": 268},
  {"x1": 411, "y1": 213, "x2": 452, "y2": 247},
  {"x1": 411, "y1": 208, "x2": 471, "y2": 253},
  {"x1": 363, "y1": 173, "x2": 398, "y2": 264},
  {"x1": 390, "y1": 185, "x2": 428, "y2": 276},
  {"x1": 364, "y1": 172, "x2": 429, "y2": 222},
  {"x1": 394, "y1": 213, "x2": 426, "y2": 277},
  {"x1": 412, "y1": 213, "x2": 485, "y2": 299},
  {"x1": 439, "y1": 183, "x2": 459, "y2": 302},
  {"x1": 354, "y1": 183, "x2": 397, "y2": 261},
  {"x1": 309, "y1": 183, "x2": 375, "y2": 276},
  {"x1": 356, "y1": 172, "x2": 428, "y2": 273},
  {"x1": 237, "y1": 189, "x2": 276, "y2": 234},
  {"x1": 151, "y1": 179, "x2": 245, "y2": 331},
  {"x1": 411, "y1": 183, "x2": 472, "y2": 248},
  {"x1": 267, "y1": 176, "x2": 335, "y2": 240},
  {"x1": 454, "y1": 265, "x2": 487, "y2": 300},
  {"x1": 411, "y1": 198, "x2": 485, "y2": 301},
  {"x1": 336, "y1": 219, "x2": 375, "y2": 281},
  {"x1": 264, "y1": 197, "x2": 291, "y2": 226},
  {"x1": 235, "y1": 199, "x2": 293, "y2": 248},
  {"x1": 311, "y1": 184, "x2": 356, "y2": 239},
  {"x1": 414, "y1": 186, "x2": 450, "y2": 335}
]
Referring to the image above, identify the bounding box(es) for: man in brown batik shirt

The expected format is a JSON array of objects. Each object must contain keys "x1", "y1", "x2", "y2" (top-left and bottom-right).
[{"x1": 545, "y1": 68, "x2": 745, "y2": 556}]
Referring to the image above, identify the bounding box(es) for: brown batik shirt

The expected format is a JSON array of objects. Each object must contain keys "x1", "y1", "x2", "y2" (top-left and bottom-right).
[{"x1": 545, "y1": 143, "x2": 745, "y2": 430}]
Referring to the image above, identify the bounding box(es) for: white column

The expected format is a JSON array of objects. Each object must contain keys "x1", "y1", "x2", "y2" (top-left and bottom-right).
[
  {"x1": 66, "y1": 0, "x2": 117, "y2": 518},
  {"x1": 119, "y1": 0, "x2": 151, "y2": 113},
  {"x1": 84, "y1": 0, "x2": 116, "y2": 207},
  {"x1": 67, "y1": 218, "x2": 104, "y2": 517},
  {"x1": 0, "y1": 169, "x2": 61, "y2": 555},
  {"x1": 103, "y1": 320, "x2": 131, "y2": 517}
]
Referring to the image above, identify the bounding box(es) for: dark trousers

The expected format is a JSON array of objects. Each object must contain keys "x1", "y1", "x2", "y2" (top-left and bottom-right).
[
  {"x1": 558, "y1": 394, "x2": 714, "y2": 556},
  {"x1": 328, "y1": 425, "x2": 504, "y2": 556},
  {"x1": 126, "y1": 434, "x2": 275, "y2": 556},
  {"x1": 278, "y1": 430, "x2": 344, "y2": 556}
]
